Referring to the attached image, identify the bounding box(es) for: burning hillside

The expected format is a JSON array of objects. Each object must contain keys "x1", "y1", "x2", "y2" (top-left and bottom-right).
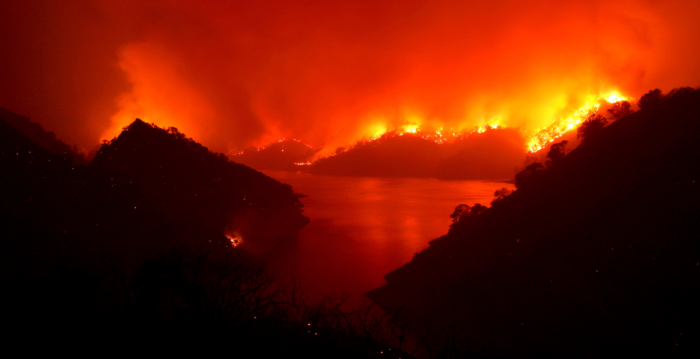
[
  {"x1": 308, "y1": 127, "x2": 525, "y2": 180},
  {"x1": 527, "y1": 93, "x2": 632, "y2": 152},
  {"x1": 227, "y1": 93, "x2": 630, "y2": 179}
]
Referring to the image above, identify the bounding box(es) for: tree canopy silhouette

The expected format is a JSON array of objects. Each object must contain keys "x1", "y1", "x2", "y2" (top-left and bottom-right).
[
  {"x1": 545, "y1": 140, "x2": 568, "y2": 168},
  {"x1": 450, "y1": 203, "x2": 488, "y2": 225},
  {"x1": 607, "y1": 101, "x2": 633, "y2": 121},
  {"x1": 514, "y1": 162, "x2": 544, "y2": 189},
  {"x1": 637, "y1": 88, "x2": 663, "y2": 110},
  {"x1": 491, "y1": 187, "x2": 513, "y2": 206},
  {"x1": 576, "y1": 113, "x2": 608, "y2": 143},
  {"x1": 664, "y1": 87, "x2": 695, "y2": 101}
]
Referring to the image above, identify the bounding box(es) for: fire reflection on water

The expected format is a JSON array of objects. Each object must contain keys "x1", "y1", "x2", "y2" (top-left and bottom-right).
[{"x1": 260, "y1": 171, "x2": 514, "y2": 301}]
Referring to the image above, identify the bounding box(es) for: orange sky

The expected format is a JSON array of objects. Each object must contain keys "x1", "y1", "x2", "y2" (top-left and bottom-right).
[{"x1": 1, "y1": 0, "x2": 699, "y2": 155}]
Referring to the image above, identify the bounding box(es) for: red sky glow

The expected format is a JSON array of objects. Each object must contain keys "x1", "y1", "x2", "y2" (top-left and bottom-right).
[{"x1": 1, "y1": 0, "x2": 699, "y2": 156}]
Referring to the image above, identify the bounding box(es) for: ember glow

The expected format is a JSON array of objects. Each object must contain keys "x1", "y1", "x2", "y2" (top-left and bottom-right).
[{"x1": 226, "y1": 233, "x2": 242, "y2": 248}]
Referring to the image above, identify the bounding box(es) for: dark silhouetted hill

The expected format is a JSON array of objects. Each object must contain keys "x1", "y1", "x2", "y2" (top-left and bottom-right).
[
  {"x1": 367, "y1": 88, "x2": 700, "y2": 357},
  {"x1": 0, "y1": 106, "x2": 85, "y2": 164},
  {"x1": 309, "y1": 128, "x2": 525, "y2": 180},
  {"x1": 0, "y1": 117, "x2": 310, "y2": 282},
  {"x1": 90, "y1": 119, "x2": 309, "y2": 241}
]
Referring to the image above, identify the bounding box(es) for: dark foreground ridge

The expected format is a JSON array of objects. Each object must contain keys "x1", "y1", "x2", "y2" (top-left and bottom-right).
[
  {"x1": 1, "y1": 118, "x2": 384, "y2": 357},
  {"x1": 367, "y1": 88, "x2": 700, "y2": 357}
]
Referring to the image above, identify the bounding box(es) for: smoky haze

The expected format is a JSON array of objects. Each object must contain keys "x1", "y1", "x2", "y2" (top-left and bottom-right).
[{"x1": 1, "y1": 0, "x2": 699, "y2": 156}]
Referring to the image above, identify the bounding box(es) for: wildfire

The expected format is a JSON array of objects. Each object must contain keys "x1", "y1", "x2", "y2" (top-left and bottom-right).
[
  {"x1": 402, "y1": 123, "x2": 419, "y2": 134},
  {"x1": 361, "y1": 119, "x2": 502, "y2": 147},
  {"x1": 526, "y1": 93, "x2": 630, "y2": 153},
  {"x1": 239, "y1": 91, "x2": 629, "y2": 161},
  {"x1": 476, "y1": 122, "x2": 501, "y2": 134}
]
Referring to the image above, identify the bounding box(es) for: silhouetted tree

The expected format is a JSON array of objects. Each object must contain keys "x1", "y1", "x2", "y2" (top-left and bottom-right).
[
  {"x1": 491, "y1": 187, "x2": 513, "y2": 206},
  {"x1": 664, "y1": 87, "x2": 695, "y2": 101},
  {"x1": 638, "y1": 89, "x2": 663, "y2": 110},
  {"x1": 451, "y1": 203, "x2": 487, "y2": 224},
  {"x1": 545, "y1": 140, "x2": 568, "y2": 168},
  {"x1": 450, "y1": 204, "x2": 470, "y2": 224},
  {"x1": 514, "y1": 162, "x2": 544, "y2": 189},
  {"x1": 470, "y1": 203, "x2": 487, "y2": 217},
  {"x1": 607, "y1": 101, "x2": 632, "y2": 121},
  {"x1": 577, "y1": 113, "x2": 608, "y2": 143}
]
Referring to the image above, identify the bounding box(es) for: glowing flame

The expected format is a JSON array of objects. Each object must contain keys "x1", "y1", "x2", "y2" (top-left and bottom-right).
[
  {"x1": 476, "y1": 121, "x2": 500, "y2": 134},
  {"x1": 605, "y1": 94, "x2": 623, "y2": 103},
  {"x1": 402, "y1": 123, "x2": 419, "y2": 134},
  {"x1": 358, "y1": 119, "x2": 502, "y2": 148},
  {"x1": 527, "y1": 93, "x2": 629, "y2": 153}
]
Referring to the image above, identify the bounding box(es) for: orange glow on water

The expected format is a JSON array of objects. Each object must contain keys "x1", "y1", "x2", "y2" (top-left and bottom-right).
[{"x1": 261, "y1": 171, "x2": 515, "y2": 300}]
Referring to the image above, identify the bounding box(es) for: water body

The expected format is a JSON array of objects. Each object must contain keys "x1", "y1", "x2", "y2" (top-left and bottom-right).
[{"x1": 260, "y1": 171, "x2": 514, "y2": 301}]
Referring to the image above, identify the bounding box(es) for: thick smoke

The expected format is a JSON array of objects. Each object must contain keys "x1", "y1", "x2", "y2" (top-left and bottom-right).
[{"x1": 1, "y1": 0, "x2": 699, "y2": 155}]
